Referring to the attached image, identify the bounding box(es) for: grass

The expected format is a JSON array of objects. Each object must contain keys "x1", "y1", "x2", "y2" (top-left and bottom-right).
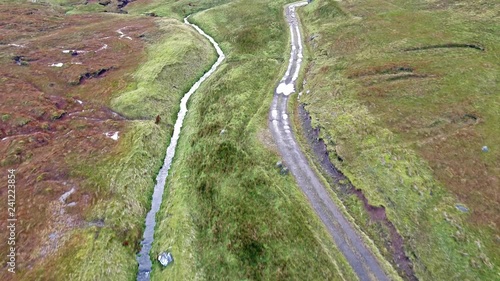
[
  {"x1": 11, "y1": 9, "x2": 218, "y2": 281},
  {"x1": 149, "y1": 0, "x2": 361, "y2": 280},
  {"x1": 58, "y1": 21, "x2": 216, "y2": 280},
  {"x1": 127, "y1": 0, "x2": 232, "y2": 20},
  {"x1": 298, "y1": 0, "x2": 499, "y2": 280},
  {"x1": 111, "y1": 18, "x2": 217, "y2": 120}
]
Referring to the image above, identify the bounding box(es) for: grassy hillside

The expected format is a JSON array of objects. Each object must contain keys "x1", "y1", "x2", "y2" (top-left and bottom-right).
[
  {"x1": 149, "y1": 0, "x2": 359, "y2": 280},
  {"x1": 127, "y1": 0, "x2": 232, "y2": 20},
  {"x1": 0, "y1": 1, "x2": 217, "y2": 280},
  {"x1": 44, "y1": 19, "x2": 217, "y2": 281},
  {"x1": 298, "y1": 0, "x2": 499, "y2": 280}
]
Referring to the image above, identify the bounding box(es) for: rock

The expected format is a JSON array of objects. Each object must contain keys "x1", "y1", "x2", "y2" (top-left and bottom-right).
[
  {"x1": 13, "y1": 56, "x2": 29, "y2": 66},
  {"x1": 482, "y1": 146, "x2": 489, "y2": 152},
  {"x1": 276, "y1": 161, "x2": 283, "y2": 168},
  {"x1": 158, "y1": 252, "x2": 174, "y2": 267},
  {"x1": 66, "y1": 202, "x2": 77, "y2": 207},
  {"x1": 59, "y1": 188, "x2": 75, "y2": 203},
  {"x1": 455, "y1": 204, "x2": 469, "y2": 213},
  {"x1": 280, "y1": 166, "x2": 289, "y2": 175}
]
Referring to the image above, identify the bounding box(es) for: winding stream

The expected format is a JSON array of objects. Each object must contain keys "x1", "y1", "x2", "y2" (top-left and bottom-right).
[{"x1": 136, "y1": 16, "x2": 225, "y2": 281}]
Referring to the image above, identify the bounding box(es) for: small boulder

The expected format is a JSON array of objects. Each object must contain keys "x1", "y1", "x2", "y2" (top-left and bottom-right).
[
  {"x1": 455, "y1": 204, "x2": 469, "y2": 213},
  {"x1": 280, "y1": 167, "x2": 289, "y2": 175}
]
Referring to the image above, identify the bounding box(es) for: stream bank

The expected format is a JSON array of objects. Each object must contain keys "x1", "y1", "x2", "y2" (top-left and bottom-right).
[{"x1": 136, "y1": 16, "x2": 225, "y2": 281}]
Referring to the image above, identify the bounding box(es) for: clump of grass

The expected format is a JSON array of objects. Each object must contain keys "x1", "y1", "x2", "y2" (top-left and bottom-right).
[
  {"x1": 50, "y1": 110, "x2": 66, "y2": 120},
  {"x1": 1, "y1": 113, "x2": 10, "y2": 121},
  {"x1": 13, "y1": 116, "x2": 31, "y2": 126}
]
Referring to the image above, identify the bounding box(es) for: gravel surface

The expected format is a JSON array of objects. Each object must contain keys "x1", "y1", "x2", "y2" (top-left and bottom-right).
[{"x1": 269, "y1": 2, "x2": 390, "y2": 280}]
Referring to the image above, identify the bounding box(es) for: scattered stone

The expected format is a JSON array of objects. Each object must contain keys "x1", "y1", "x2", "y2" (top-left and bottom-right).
[
  {"x1": 13, "y1": 56, "x2": 29, "y2": 66},
  {"x1": 455, "y1": 204, "x2": 469, "y2": 213},
  {"x1": 48, "y1": 232, "x2": 58, "y2": 241},
  {"x1": 220, "y1": 129, "x2": 226, "y2": 135},
  {"x1": 280, "y1": 166, "x2": 289, "y2": 175},
  {"x1": 88, "y1": 219, "x2": 105, "y2": 227},
  {"x1": 275, "y1": 161, "x2": 289, "y2": 175},
  {"x1": 482, "y1": 146, "x2": 489, "y2": 152},
  {"x1": 158, "y1": 252, "x2": 174, "y2": 267},
  {"x1": 59, "y1": 188, "x2": 75, "y2": 203},
  {"x1": 309, "y1": 34, "x2": 319, "y2": 41},
  {"x1": 8, "y1": 43, "x2": 25, "y2": 48},
  {"x1": 49, "y1": 62, "x2": 64, "y2": 67},
  {"x1": 104, "y1": 131, "x2": 119, "y2": 141},
  {"x1": 66, "y1": 202, "x2": 77, "y2": 207},
  {"x1": 95, "y1": 44, "x2": 108, "y2": 52}
]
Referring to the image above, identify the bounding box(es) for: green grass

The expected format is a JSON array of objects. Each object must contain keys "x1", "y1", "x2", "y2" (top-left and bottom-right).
[
  {"x1": 298, "y1": 0, "x2": 499, "y2": 280},
  {"x1": 17, "y1": 15, "x2": 217, "y2": 281},
  {"x1": 127, "y1": 0, "x2": 232, "y2": 20},
  {"x1": 149, "y1": 0, "x2": 360, "y2": 280},
  {"x1": 111, "y1": 18, "x2": 216, "y2": 120}
]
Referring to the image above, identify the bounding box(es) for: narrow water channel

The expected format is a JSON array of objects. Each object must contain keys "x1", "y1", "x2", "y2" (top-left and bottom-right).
[{"x1": 136, "y1": 16, "x2": 225, "y2": 281}]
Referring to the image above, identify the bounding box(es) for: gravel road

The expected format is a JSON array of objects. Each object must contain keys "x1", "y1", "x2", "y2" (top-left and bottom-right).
[{"x1": 269, "y1": 2, "x2": 391, "y2": 280}]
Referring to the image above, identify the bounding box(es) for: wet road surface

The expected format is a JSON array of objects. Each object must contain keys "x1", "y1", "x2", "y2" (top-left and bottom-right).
[{"x1": 269, "y1": 2, "x2": 391, "y2": 281}]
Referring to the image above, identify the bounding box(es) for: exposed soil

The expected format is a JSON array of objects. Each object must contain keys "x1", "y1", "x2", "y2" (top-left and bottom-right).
[
  {"x1": 97, "y1": 0, "x2": 134, "y2": 13},
  {"x1": 0, "y1": 3, "x2": 157, "y2": 279},
  {"x1": 404, "y1": 43, "x2": 485, "y2": 52},
  {"x1": 348, "y1": 65, "x2": 415, "y2": 78},
  {"x1": 77, "y1": 67, "x2": 114, "y2": 85},
  {"x1": 297, "y1": 104, "x2": 417, "y2": 281}
]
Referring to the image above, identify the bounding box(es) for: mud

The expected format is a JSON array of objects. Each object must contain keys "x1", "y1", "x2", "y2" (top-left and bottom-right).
[
  {"x1": 77, "y1": 67, "x2": 114, "y2": 85},
  {"x1": 404, "y1": 43, "x2": 485, "y2": 52},
  {"x1": 349, "y1": 65, "x2": 414, "y2": 78},
  {"x1": 298, "y1": 104, "x2": 418, "y2": 281}
]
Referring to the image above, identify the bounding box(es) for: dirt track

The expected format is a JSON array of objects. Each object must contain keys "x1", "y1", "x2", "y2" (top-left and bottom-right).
[{"x1": 269, "y1": 2, "x2": 390, "y2": 280}]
